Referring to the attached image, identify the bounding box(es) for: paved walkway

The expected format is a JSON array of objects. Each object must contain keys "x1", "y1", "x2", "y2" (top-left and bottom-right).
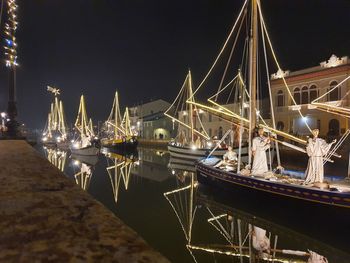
[{"x1": 0, "y1": 140, "x2": 170, "y2": 263}]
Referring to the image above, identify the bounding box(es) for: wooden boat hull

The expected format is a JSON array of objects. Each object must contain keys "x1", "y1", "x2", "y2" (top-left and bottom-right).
[
  {"x1": 70, "y1": 145, "x2": 99, "y2": 156},
  {"x1": 101, "y1": 137, "x2": 138, "y2": 151},
  {"x1": 167, "y1": 144, "x2": 230, "y2": 163},
  {"x1": 196, "y1": 160, "x2": 350, "y2": 209}
]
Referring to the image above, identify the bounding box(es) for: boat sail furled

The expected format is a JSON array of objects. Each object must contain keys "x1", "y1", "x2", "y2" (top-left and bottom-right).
[
  {"x1": 194, "y1": 0, "x2": 350, "y2": 208},
  {"x1": 70, "y1": 95, "x2": 99, "y2": 156},
  {"x1": 101, "y1": 91, "x2": 138, "y2": 151},
  {"x1": 42, "y1": 86, "x2": 68, "y2": 146},
  {"x1": 165, "y1": 70, "x2": 227, "y2": 164}
]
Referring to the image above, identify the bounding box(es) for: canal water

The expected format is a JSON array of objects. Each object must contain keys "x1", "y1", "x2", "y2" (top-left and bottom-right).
[{"x1": 37, "y1": 146, "x2": 350, "y2": 263}]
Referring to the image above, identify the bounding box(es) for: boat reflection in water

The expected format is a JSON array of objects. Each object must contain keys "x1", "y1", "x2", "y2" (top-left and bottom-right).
[
  {"x1": 71, "y1": 154, "x2": 98, "y2": 190},
  {"x1": 43, "y1": 146, "x2": 67, "y2": 172},
  {"x1": 104, "y1": 151, "x2": 139, "y2": 204},
  {"x1": 164, "y1": 171, "x2": 350, "y2": 263},
  {"x1": 133, "y1": 148, "x2": 171, "y2": 183}
]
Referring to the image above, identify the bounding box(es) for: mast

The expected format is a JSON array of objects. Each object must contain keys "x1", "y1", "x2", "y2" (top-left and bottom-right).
[
  {"x1": 248, "y1": 0, "x2": 258, "y2": 165},
  {"x1": 114, "y1": 92, "x2": 119, "y2": 139},
  {"x1": 188, "y1": 70, "x2": 194, "y2": 143},
  {"x1": 59, "y1": 100, "x2": 66, "y2": 138},
  {"x1": 124, "y1": 107, "x2": 131, "y2": 136}
]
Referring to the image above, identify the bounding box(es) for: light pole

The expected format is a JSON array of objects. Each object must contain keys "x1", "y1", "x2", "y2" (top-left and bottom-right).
[{"x1": 4, "y1": 0, "x2": 20, "y2": 138}]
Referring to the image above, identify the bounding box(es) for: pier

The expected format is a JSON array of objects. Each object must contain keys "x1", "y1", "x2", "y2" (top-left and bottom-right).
[{"x1": 0, "y1": 140, "x2": 169, "y2": 262}]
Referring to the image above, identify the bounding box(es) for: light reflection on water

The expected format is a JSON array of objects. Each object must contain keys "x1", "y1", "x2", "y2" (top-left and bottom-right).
[{"x1": 39, "y1": 146, "x2": 350, "y2": 263}]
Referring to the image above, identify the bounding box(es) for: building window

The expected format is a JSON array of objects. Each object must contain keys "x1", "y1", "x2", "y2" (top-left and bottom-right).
[
  {"x1": 208, "y1": 128, "x2": 212, "y2": 137},
  {"x1": 209, "y1": 113, "x2": 212, "y2": 122},
  {"x1": 293, "y1": 87, "x2": 301, "y2": 105},
  {"x1": 301, "y1": 86, "x2": 308, "y2": 104},
  {"x1": 309, "y1": 85, "x2": 318, "y2": 102},
  {"x1": 277, "y1": 90, "x2": 284, "y2": 107},
  {"x1": 329, "y1": 81, "x2": 340, "y2": 101}
]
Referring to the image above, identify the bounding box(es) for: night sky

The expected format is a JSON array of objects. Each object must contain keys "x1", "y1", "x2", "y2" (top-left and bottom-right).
[{"x1": 0, "y1": 0, "x2": 349, "y2": 129}]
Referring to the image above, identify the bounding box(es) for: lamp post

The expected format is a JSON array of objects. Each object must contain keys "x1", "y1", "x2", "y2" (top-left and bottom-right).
[{"x1": 4, "y1": 0, "x2": 19, "y2": 138}]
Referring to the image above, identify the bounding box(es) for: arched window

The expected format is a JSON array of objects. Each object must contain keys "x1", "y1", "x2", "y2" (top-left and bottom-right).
[
  {"x1": 293, "y1": 87, "x2": 301, "y2": 105},
  {"x1": 277, "y1": 121, "x2": 284, "y2": 131},
  {"x1": 301, "y1": 86, "x2": 308, "y2": 104},
  {"x1": 309, "y1": 85, "x2": 318, "y2": 102},
  {"x1": 329, "y1": 81, "x2": 340, "y2": 101},
  {"x1": 277, "y1": 90, "x2": 284, "y2": 107}
]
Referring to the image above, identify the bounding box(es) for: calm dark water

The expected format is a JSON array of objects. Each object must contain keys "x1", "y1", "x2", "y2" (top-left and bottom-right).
[{"x1": 38, "y1": 146, "x2": 350, "y2": 263}]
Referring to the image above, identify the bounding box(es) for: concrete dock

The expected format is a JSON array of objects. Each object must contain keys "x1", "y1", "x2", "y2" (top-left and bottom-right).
[{"x1": 0, "y1": 140, "x2": 170, "y2": 263}]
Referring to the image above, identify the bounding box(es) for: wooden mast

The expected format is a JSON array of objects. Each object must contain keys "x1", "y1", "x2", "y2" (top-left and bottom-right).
[
  {"x1": 248, "y1": 0, "x2": 258, "y2": 165},
  {"x1": 188, "y1": 70, "x2": 194, "y2": 144},
  {"x1": 114, "y1": 92, "x2": 119, "y2": 140}
]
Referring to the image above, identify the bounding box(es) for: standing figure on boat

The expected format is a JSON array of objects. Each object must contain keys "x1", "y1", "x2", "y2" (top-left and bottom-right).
[
  {"x1": 251, "y1": 128, "x2": 270, "y2": 175},
  {"x1": 304, "y1": 129, "x2": 336, "y2": 185}
]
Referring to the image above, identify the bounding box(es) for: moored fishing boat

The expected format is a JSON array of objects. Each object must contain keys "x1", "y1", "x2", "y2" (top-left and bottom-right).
[
  {"x1": 193, "y1": 0, "x2": 350, "y2": 209},
  {"x1": 70, "y1": 95, "x2": 99, "y2": 156},
  {"x1": 42, "y1": 86, "x2": 68, "y2": 147},
  {"x1": 101, "y1": 91, "x2": 138, "y2": 152},
  {"x1": 165, "y1": 71, "x2": 233, "y2": 163},
  {"x1": 197, "y1": 157, "x2": 350, "y2": 208}
]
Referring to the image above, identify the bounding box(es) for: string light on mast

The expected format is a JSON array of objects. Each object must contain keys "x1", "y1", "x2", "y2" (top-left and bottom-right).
[{"x1": 4, "y1": 0, "x2": 18, "y2": 68}]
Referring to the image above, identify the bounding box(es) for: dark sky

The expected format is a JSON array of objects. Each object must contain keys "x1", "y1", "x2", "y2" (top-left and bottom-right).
[{"x1": 0, "y1": 0, "x2": 349, "y2": 129}]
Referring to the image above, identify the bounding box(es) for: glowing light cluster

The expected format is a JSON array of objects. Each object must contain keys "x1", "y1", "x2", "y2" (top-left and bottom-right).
[{"x1": 4, "y1": 0, "x2": 18, "y2": 67}]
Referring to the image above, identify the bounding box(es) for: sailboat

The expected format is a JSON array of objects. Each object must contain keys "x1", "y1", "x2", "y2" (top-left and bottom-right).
[
  {"x1": 164, "y1": 174, "x2": 348, "y2": 262},
  {"x1": 42, "y1": 86, "x2": 68, "y2": 147},
  {"x1": 193, "y1": 0, "x2": 350, "y2": 209},
  {"x1": 70, "y1": 95, "x2": 99, "y2": 156},
  {"x1": 101, "y1": 91, "x2": 138, "y2": 152},
  {"x1": 165, "y1": 71, "x2": 227, "y2": 164}
]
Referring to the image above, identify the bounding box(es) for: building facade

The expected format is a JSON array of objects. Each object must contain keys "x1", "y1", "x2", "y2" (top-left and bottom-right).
[
  {"x1": 129, "y1": 99, "x2": 174, "y2": 139},
  {"x1": 271, "y1": 54, "x2": 350, "y2": 139},
  {"x1": 142, "y1": 111, "x2": 176, "y2": 140}
]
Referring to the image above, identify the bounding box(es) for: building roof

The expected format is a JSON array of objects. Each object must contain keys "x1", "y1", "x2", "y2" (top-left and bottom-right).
[{"x1": 271, "y1": 55, "x2": 350, "y2": 85}]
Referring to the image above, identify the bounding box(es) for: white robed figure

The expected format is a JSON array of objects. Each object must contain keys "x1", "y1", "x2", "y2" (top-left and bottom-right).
[
  {"x1": 251, "y1": 128, "x2": 270, "y2": 175},
  {"x1": 304, "y1": 129, "x2": 335, "y2": 184}
]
